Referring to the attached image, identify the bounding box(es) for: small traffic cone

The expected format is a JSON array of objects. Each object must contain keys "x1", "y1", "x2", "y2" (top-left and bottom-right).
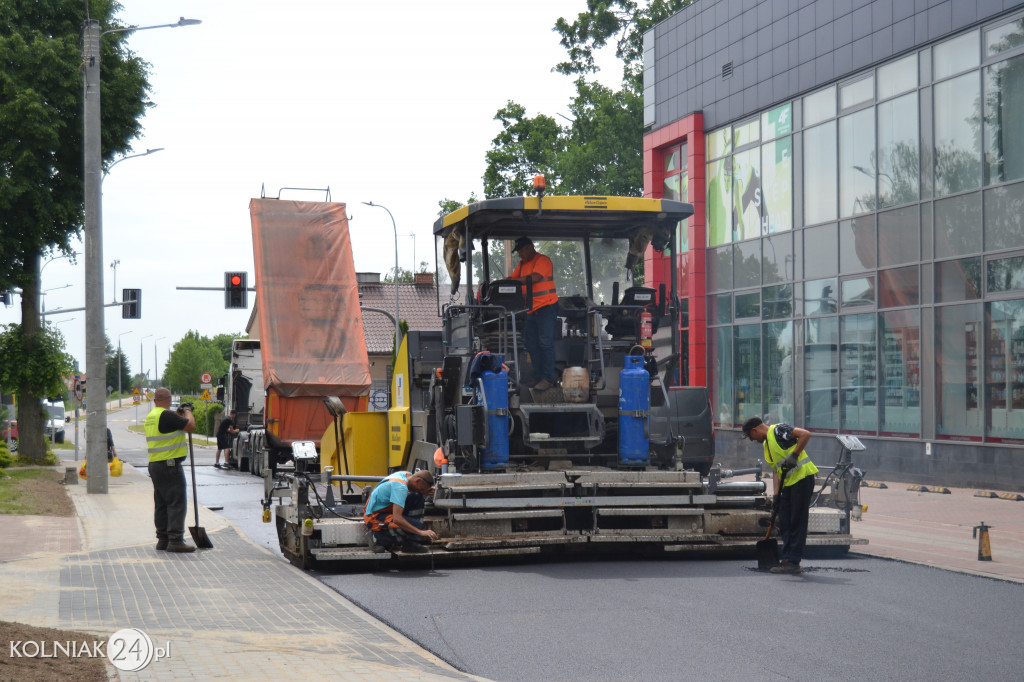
[{"x1": 972, "y1": 522, "x2": 993, "y2": 561}]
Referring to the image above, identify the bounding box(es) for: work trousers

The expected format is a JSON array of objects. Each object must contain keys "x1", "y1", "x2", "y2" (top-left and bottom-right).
[
  {"x1": 149, "y1": 457, "x2": 188, "y2": 542},
  {"x1": 524, "y1": 303, "x2": 558, "y2": 384},
  {"x1": 778, "y1": 473, "x2": 815, "y2": 565},
  {"x1": 366, "y1": 492, "x2": 428, "y2": 549}
]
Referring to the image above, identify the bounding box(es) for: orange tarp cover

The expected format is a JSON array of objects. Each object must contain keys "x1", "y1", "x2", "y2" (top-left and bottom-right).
[{"x1": 249, "y1": 199, "x2": 371, "y2": 398}]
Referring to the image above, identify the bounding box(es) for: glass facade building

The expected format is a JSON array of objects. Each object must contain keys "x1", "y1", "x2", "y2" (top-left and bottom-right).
[{"x1": 643, "y1": 2, "x2": 1024, "y2": 488}]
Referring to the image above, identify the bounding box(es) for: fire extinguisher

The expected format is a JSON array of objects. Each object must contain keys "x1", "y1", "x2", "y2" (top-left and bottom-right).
[{"x1": 640, "y1": 311, "x2": 653, "y2": 349}]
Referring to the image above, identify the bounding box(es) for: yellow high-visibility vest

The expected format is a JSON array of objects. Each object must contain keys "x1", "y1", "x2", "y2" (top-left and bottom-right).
[
  {"x1": 764, "y1": 425, "x2": 819, "y2": 487},
  {"x1": 145, "y1": 406, "x2": 187, "y2": 462}
]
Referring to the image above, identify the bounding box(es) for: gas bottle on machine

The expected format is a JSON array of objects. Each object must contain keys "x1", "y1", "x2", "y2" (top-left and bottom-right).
[
  {"x1": 478, "y1": 356, "x2": 510, "y2": 469},
  {"x1": 618, "y1": 355, "x2": 650, "y2": 466},
  {"x1": 640, "y1": 311, "x2": 653, "y2": 349}
]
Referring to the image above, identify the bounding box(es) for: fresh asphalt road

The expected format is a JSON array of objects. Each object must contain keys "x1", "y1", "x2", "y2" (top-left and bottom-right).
[{"x1": 105, "y1": 409, "x2": 1023, "y2": 681}]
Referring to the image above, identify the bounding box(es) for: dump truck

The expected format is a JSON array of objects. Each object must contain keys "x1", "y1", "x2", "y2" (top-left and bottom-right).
[
  {"x1": 220, "y1": 338, "x2": 263, "y2": 472},
  {"x1": 261, "y1": 191, "x2": 866, "y2": 569}
]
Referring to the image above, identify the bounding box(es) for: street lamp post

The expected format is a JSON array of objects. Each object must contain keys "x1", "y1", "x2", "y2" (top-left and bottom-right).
[
  {"x1": 41, "y1": 284, "x2": 73, "y2": 326},
  {"x1": 362, "y1": 202, "x2": 401, "y2": 351},
  {"x1": 117, "y1": 330, "x2": 133, "y2": 408},
  {"x1": 82, "y1": 16, "x2": 199, "y2": 494},
  {"x1": 140, "y1": 334, "x2": 152, "y2": 390},
  {"x1": 154, "y1": 337, "x2": 166, "y2": 387}
]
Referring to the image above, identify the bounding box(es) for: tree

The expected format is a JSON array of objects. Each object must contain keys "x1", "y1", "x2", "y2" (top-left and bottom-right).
[
  {"x1": 105, "y1": 333, "x2": 131, "y2": 395},
  {"x1": 0, "y1": 0, "x2": 150, "y2": 460},
  {"x1": 211, "y1": 333, "x2": 242, "y2": 365},
  {"x1": 0, "y1": 323, "x2": 75, "y2": 443},
  {"x1": 163, "y1": 331, "x2": 228, "y2": 395}
]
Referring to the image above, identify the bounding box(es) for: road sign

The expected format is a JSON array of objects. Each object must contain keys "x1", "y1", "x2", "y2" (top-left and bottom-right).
[
  {"x1": 200, "y1": 389, "x2": 212, "y2": 402},
  {"x1": 200, "y1": 372, "x2": 212, "y2": 384},
  {"x1": 132, "y1": 387, "x2": 141, "y2": 396},
  {"x1": 133, "y1": 394, "x2": 141, "y2": 404},
  {"x1": 201, "y1": 383, "x2": 212, "y2": 390},
  {"x1": 74, "y1": 379, "x2": 85, "y2": 402}
]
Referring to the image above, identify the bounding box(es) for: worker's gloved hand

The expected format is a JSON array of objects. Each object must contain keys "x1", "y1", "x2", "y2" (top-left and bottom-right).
[
  {"x1": 179, "y1": 402, "x2": 194, "y2": 412},
  {"x1": 781, "y1": 453, "x2": 799, "y2": 470}
]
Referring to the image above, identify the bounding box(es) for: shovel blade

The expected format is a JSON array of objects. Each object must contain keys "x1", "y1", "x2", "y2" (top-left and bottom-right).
[
  {"x1": 189, "y1": 526, "x2": 214, "y2": 549},
  {"x1": 756, "y1": 538, "x2": 778, "y2": 570}
]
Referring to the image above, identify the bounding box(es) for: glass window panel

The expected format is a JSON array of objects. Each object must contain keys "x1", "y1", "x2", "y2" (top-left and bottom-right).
[
  {"x1": 840, "y1": 313, "x2": 878, "y2": 434},
  {"x1": 804, "y1": 223, "x2": 839, "y2": 279},
  {"x1": 762, "y1": 232, "x2": 793, "y2": 284},
  {"x1": 733, "y1": 240, "x2": 761, "y2": 288},
  {"x1": 878, "y1": 54, "x2": 918, "y2": 99},
  {"x1": 877, "y1": 93, "x2": 920, "y2": 207},
  {"x1": 984, "y1": 54, "x2": 1024, "y2": 186},
  {"x1": 936, "y1": 303, "x2": 984, "y2": 439},
  {"x1": 734, "y1": 119, "x2": 760, "y2": 148},
  {"x1": 663, "y1": 174, "x2": 681, "y2": 200},
  {"x1": 840, "y1": 75, "x2": 874, "y2": 109},
  {"x1": 665, "y1": 149, "x2": 680, "y2": 172},
  {"x1": 804, "y1": 315, "x2": 839, "y2": 431},
  {"x1": 707, "y1": 158, "x2": 733, "y2": 246},
  {"x1": 985, "y1": 299, "x2": 1024, "y2": 442},
  {"x1": 711, "y1": 327, "x2": 734, "y2": 427},
  {"x1": 839, "y1": 108, "x2": 876, "y2": 216},
  {"x1": 984, "y1": 181, "x2": 1024, "y2": 251},
  {"x1": 803, "y1": 121, "x2": 838, "y2": 224},
  {"x1": 733, "y1": 324, "x2": 762, "y2": 425},
  {"x1": 934, "y1": 192, "x2": 982, "y2": 257},
  {"x1": 761, "y1": 137, "x2": 793, "y2": 234},
  {"x1": 841, "y1": 276, "x2": 876, "y2": 308},
  {"x1": 879, "y1": 266, "x2": 920, "y2": 308},
  {"x1": 934, "y1": 72, "x2": 982, "y2": 196},
  {"x1": 707, "y1": 128, "x2": 732, "y2": 160},
  {"x1": 761, "y1": 103, "x2": 793, "y2": 141},
  {"x1": 839, "y1": 215, "x2": 877, "y2": 274},
  {"x1": 985, "y1": 16, "x2": 1024, "y2": 57},
  {"x1": 733, "y1": 148, "x2": 763, "y2": 241},
  {"x1": 880, "y1": 309, "x2": 921, "y2": 437},
  {"x1": 934, "y1": 30, "x2": 980, "y2": 80},
  {"x1": 735, "y1": 291, "x2": 761, "y2": 319},
  {"x1": 709, "y1": 246, "x2": 732, "y2": 292},
  {"x1": 763, "y1": 321, "x2": 795, "y2": 423},
  {"x1": 712, "y1": 293, "x2": 732, "y2": 324},
  {"x1": 805, "y1": 277, "x2": 838, "y2": 316},
  {"x1": 803, "y1": 86, "x2": 836, "y2": 126},
  {"x1": 763, "y1": 284, "x2": 793, "y2": 319},
  {"x1": 935, "y1": 257, "x2": 983, "y2": 302},
  {"x1": 877, "y1": 206, "x2": 920, "y2": 267},
  {"x1": 987, "y1": 255, "x2": 1024, "y2": 294}
]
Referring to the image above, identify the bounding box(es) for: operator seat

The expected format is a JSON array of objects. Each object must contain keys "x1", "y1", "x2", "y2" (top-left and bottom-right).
[
  {"x1": 605, "y1": 286, "x2": 659, "y2": 339},
  {"x1": 481, "y1": 278, "x2": 527, "y2": 312}
]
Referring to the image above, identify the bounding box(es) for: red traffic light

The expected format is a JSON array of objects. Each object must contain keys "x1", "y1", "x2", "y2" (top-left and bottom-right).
[{"x1": 230, "y1": 275, "x2": 242, "y2": 286}]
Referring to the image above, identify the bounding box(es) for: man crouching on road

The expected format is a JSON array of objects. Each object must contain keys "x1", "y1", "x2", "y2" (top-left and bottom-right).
[
  {"x1": 145, "y1": 387, "x2": 196, "y2": 553},
  {"x1": 364, "y1": 470, "x2": 438, "y2": 554}
]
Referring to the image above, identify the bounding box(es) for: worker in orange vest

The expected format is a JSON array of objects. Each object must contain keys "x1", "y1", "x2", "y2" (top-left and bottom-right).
[{"x1": 511, "y1": 236, "x2": 559, "y2": 391}]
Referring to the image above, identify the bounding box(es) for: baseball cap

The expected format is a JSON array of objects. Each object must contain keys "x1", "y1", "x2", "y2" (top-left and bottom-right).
[
  {"x1": 513, "y1": 236, "x2": 533, "y2": 252},
  {"x1": 741, "y1": 416, "x2": 763, "y2": 439}
]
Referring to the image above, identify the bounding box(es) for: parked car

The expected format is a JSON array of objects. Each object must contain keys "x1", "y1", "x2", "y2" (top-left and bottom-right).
[{"x1": 1, "y1": 418, "x2": 18, "y2": 452}]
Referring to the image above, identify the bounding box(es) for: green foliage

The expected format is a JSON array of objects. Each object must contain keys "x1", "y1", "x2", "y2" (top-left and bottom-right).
[
  {"x1": 211, "y1": 333, "x2": 241, "y2": 366},
  {"x1": 483, "y1": 102, "x2": 565, "y2": 198},
  {"x1": 0, "y1": 0, "x2": 151, "y2": 292},
  {"x1": 202, "y1": 402, "x2": 223, "y2": 436},
  {"x1": 0, "y1": 442, "x2": 13, "y2": 469},
  {"x1": 16, "y1": 448, "x2": 57, "y2": 466},
  {"x1": 164, "y1": 331, "x2": 228, "y2": 395},
  {"x1": 0, "y1": 324, "x2": 75, "y2": 399},
  {"x1": 438, "y1": 194, "x2": 478, "y2": 218}
]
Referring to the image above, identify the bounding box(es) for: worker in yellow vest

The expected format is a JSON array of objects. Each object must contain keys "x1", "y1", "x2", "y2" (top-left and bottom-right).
[
  {"x1": 511, "y1": 236, "x2": 559, "y2": 391},
  {"x1": 145, "y1": 387, "x2": 197, "y2": 553},
  {"x1": 742, "y1": 416, "x2": 819, "y2": 574}
]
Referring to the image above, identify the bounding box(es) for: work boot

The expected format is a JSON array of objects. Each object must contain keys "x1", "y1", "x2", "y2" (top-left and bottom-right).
[
  {"x1": 165, "y1": 539, "x2": 196, "y2": 553},
  {"x1": 155, "y1": 537, "x2": 168, "y2": 551},
  {"x1": 770, "y1": 560, "x2": 801, "y2": 574},
  {"x1": 366, "y1": 533, "x2": 386, "y2": 554},
  {"x1": 396, "y1": 542, "x2": 429, "y2": 554},
  {"x1": 533, "y1": 379, "x2": 553, "y2": 391}
]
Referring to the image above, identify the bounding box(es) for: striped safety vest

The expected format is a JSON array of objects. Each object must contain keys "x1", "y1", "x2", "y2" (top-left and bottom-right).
[
  {"x1": 512, "y1": 252, "x2": 558, "y2": 312},
  {"x1": 144, "y1": 406, "x2": 187, "y2": 462},
  {"x1": 763, "y1": 425, "x2": 819, "y2": 487}
]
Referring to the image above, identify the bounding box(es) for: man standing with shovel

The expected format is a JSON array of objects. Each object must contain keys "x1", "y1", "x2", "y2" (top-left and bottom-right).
[
  {"x1": 742, "y1": 417, "x2": 819, "y2": 574},
  {"x1": 145, "y1": 388, "x2": 197, "y2": 553}
]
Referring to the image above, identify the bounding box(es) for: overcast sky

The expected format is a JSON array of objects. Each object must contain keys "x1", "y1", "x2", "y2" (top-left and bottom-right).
[{"x1": 2, "y1": 0, "x2": 622, "y2": 384}]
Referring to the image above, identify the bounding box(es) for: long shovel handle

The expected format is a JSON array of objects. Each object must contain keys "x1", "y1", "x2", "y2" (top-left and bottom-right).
[
  {"x1": 188, "y1": 432, "x2": 200, "y2": 528},
  {"x1": 763, "y1": 466, "x2": 792, "y2": 540}
]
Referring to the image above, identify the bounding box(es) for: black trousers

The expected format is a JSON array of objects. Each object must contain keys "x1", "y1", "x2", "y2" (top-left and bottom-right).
[
  {"x1": 148, "y1": 457, "x2": 188, "y2": 541},
  {"x1": 779, "y1": 473, "x2": 815, "y2": 564}
]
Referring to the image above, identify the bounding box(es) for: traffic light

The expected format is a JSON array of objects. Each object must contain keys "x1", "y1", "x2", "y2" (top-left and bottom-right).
[
  {"x1": 122, "y1": 289, "x2": 141, "y2": 319},
  {"x1": 225, "y1": 272, "x2": 248, "y2": 309}
]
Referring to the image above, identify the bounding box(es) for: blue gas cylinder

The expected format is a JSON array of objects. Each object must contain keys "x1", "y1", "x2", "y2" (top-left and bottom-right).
[
  {"x1": 479, "y1": 357, "x2": 510, "y2": 469},
  {"x1": 618, "y1": 355, "x2": 650, "y2": 466}
]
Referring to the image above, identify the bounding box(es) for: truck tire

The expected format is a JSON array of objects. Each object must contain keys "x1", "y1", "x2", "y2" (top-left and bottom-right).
[{"x1": 55, "y1": 432, "x2": 65, "y2": 444}]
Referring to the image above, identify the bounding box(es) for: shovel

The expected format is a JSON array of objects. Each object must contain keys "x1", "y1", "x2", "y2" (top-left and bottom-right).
[
  {"x1": 756, "y1": 467, "x2": 790, "y2": 570},
  {"x1": 187, "y1": 432, "x2": 214, "y2": 549}
]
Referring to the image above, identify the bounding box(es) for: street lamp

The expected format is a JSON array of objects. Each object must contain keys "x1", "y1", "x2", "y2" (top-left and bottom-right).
[
  {"x1": 362, "y1": 202, "x2": 401, "y2": 351},
  {"x1": 82, "y1": 16, "x2": 199, "y2": 494},
  {"x1": 41, "y1": 284, "x2": 73, "y2": 325},
  {"x1": 140, "y1": 334, "x2": 152, "y2": 390},
  {"x1": 154, "y1": 337, "x2": 166, "y2": 387},
  {"x1": 117, "y1": 330, "x2": 133, "y2": 408}
]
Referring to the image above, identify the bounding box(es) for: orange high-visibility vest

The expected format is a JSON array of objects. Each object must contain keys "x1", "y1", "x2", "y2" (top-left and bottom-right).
[{"x1": 512, "y1": 253, "x2": 557, "y2": 312}]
